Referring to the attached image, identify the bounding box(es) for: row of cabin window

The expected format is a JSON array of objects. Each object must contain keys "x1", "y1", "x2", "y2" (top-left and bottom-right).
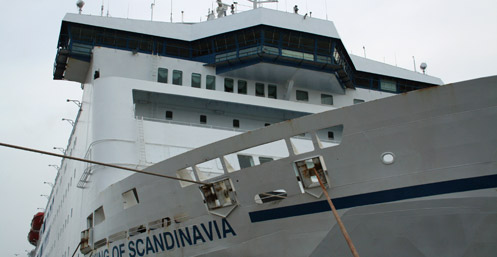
[
  {"x1": 158, "y1": 67, "x2": 336, "y2": 105},
  {"x1": 297, "y1": 90, "x2": 335, "y2": 105},
  {"x1": 158, "y1": 68, "x2": 277, "y2": 98},
  {"x1": 165, "y1": 110, "x2": 336, "y2": 140},
  {"x1": 159, "y1": 67, "x2": 354, "y2": 106},
  {"x1": 165, "y1": 111, "x2": 270, "y2": 128}
]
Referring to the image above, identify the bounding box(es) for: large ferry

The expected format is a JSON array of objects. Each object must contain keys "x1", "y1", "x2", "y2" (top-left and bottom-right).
[{"x1": 28, "y1": 1, "x2": 497, "y2": 256}]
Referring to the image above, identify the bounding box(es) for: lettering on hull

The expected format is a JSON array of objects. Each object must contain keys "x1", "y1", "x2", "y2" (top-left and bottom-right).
[{"x1": 93, "y1": 218, "x2": 236, "y2": 257}]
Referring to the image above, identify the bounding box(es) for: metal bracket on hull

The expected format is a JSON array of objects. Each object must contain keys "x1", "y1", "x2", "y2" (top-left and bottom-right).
[
  {"x1": 200, "y1": 178, "x2": 238, "y2": 218},
  {"x1": 294, "y1": 156, "x2": 329, "y2": 198}
]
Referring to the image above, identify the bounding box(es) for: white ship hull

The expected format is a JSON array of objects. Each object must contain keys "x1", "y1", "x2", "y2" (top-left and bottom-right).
[
  {"x1": 33, "y1": 8, "x2": 496, "y2": 257},
  {"x1": 83, "y1": 76, "x2": 497, "y2": 257}
]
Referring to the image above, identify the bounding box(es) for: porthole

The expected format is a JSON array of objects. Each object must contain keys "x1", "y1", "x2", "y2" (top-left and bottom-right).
[{"x1": 381, "y1": 152, "x2": 395, "y2": 165}]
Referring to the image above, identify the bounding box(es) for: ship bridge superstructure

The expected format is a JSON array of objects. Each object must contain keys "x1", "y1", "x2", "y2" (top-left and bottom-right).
[{"x1": 54, "y1": 8, "x2": 441, "y2": 95}]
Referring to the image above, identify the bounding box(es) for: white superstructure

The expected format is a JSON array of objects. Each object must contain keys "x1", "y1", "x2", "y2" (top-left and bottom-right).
[{"x1": 30, "y1": 5, "x2": 497, "y2": 257}]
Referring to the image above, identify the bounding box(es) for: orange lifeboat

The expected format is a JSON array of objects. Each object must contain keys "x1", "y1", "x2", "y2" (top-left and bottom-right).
[
  {"x1": 28, "y1": 230, "x2": 39, "y2": 246},
  {"x1": 27, "y1": 212, "x2": 44, "y2": 246},
  {"x1": 31, "y1": 212, "x2": 44, "y2": 231}
]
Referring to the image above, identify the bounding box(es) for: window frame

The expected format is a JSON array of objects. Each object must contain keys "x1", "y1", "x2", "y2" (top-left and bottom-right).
[
  {"x1": 296, "y1": 90, "x2": 309, "y2": 102},
  {"x1": 206, "y1": 75, "x2": 216, "y2": 90},
  {"x1": 158, "y1": 68, "x2": 168, "y2": 83},
  {"x1": 191, "y1": 73, "x2": 201, "y2": 88},
  {"x1": 172, "y1": 70, "x2": 183, "y2": 85}
]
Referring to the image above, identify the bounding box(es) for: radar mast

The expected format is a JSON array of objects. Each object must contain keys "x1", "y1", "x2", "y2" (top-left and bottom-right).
[{"x1": 247, "y1": 0, "x2": 278, "y2": 9}]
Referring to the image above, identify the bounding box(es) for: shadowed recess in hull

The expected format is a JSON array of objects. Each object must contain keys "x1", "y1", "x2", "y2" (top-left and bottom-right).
[{"x1": 249, "y1": 174, "x2": 497, "y2": 223}]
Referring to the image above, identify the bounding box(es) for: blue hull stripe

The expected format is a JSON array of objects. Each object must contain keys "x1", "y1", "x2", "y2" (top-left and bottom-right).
[{"x1": 249, "y1": 174, "x2": 497, "y2": 223}]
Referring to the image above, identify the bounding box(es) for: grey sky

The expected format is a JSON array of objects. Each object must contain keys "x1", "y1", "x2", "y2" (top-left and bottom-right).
[{"x1": 0, "y1": 0, "x2": 495, "y2": 255}]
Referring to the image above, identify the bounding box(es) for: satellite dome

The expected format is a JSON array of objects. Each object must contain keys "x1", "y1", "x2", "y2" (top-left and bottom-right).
[
  {"x1": 76, "y1": 0, "x2": 85, "y2": 14},
  {"x1": 420, "y1": 62, "x2": 427, "y2": 74},
  {"x1": 76, "y1": 0, "x2": 85, "y2": 8}
]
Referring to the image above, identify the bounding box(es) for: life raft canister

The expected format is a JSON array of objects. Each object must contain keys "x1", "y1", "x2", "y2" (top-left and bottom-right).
[
  {"x1": 31, "y1": 212, "x2": 44, "y2": 231},
  {"x1": 28, "y1": 212, "x2": 44, "y2": 246}
]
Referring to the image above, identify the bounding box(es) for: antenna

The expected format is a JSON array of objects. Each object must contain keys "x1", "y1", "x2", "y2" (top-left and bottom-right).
[
  {"x1": 363, "y1": 46, "x2": 366, "y2": 58},
  {"x1": 412, "y1": 56, "x2": 417, "y2": 72},
  {"x1": 420, "y1": 62, "x2": 427, "y2": 74},
  {"x1": 100, "y1": 0, "x2": 104, "y2": 16},
  {"x1": 76, "y1": 0, "x2": 85, "y2": 14},
  {"x1": 170, "y1": 0, "x2": 173, "y2": 22},
  {"x1": 324, "y1": 0, "x2": 328, "y2": 20},
  {"x1": 106, "y1": 0, "x2": 110, "y2": 17},
  {"x1": 151, "y1": 0, "x2": 155, "y2": 21}
]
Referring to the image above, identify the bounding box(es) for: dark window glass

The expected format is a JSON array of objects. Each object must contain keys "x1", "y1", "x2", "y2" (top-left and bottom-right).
[
  {"x1": 238, "y1": 80, "x2": 247, "y2": 94},
  {"x1": 192, "y1": 40, "x2": 212, "y2": 57},
  {"x1": 206, "y1": 75, "x2": 216, "y2": 90},
  {"x1": 191, "y1": 73, "x2": 201, "y2": 88},
  {"x1": 264, "y1": 123, "x2": 270, "y2": 127},
  {"x1": 172, "y1": 70, "x2": 183, "y2": 85},
  {"x1": 224, "y1": 78, "x2": 234, "y2": 92},
  {"x1": 200, "y1": 115, "x2": 207, "y2": 124},
  {"x1": 166, "y1": 40, "x2": 189, "y2": 58},
  {"x1": 321, "y1": 94, "x2": 333, "y2": 105},
  {"x1": 354, "y1": 76, "x2": 370, "y2": 88},
  {"x1": 215, "y1": 36, "x2": 228, "y2": 52},
  {"x1": 328, "y1": 131, "x2": 334, "y2": 140},
  {"x1": 353, "y1": 99, "x2": 365, "y2": 104},
  {"x1": 259, "y1": 157, "x2": 273, "y2": 164},
  {"x1": 316, "y1": 38, "x2": 332, "y2": 55},
  {"x1": 264, "y1": 28, "x2": 279, "y2": 45},
  {"x1": 268, "y1": 84, "x2": 277, "y2": 99},
  {"x1": 166, "y1": 111, "x2": 173, "y2": 120},
  {"x1": 233, "y1": 119, "x2": 240, "y2": 128},
  {"x1": 237, "y1": 155, "x2": 254, "y2": 169},
  {"x1": 296, "y1": 90, "x2": 309, "y2": 101},
  {"x1": 300, "y1": 37, "x2": 315, "y2": 53},
  {"x1": 225, "y1": 34, "x2": 237, "y2": 51},
  {"x1": 256, "y1": 83, "x2": 265, "y2": 97},
  {"x1": 158, "y1": 68, "x2": 168, "y2": 83}
]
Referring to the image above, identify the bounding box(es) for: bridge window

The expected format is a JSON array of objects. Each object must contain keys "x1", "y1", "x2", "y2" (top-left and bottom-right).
[
  {"x1": 172, "y1": 70, "x2": 183, "y2": 85},
  {"x1": 256, "y1": 83, "x2": 265, "y2": 97},
  {"x1": 321, "y1": 94, "x2": 333, "y2": 105},
  {"x1": 233, "y1": 119, "x2": 240, "y2": 128},
  {"x1": 224, "y1": 78, "x2": 234, "y2": 92},
  {"x1": 158, "y1": 68, "x2": 168, "y2": 83},
  {"x1": 380, "y1": 79, "x2": 397, "y2": 92},
  {"x1": 264, "y1": 28, "x2": 279, "y2": 45},
  {"x1": 268, "y1": 84, "x2": 277, "y2": 99},
  {"x1": 206, "y1": 75, "x2": 216, "y2": 90},
  {"x1": 191, "y1": 73, "x2": 201, "y2": 88},
  {"x1": 296, "y1": 90, "x2": 309, "y2": 102},
  {"x1": 200, "y1": 115, "x2": 207, "y2": 124},
  {"x1": 238, "y1": 80, "x2": 247, "y2": 94}
]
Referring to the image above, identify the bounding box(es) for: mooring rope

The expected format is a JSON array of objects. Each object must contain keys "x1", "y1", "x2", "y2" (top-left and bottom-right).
[
  {"x1": 0, "y1": 142, "x2": 207, "y2": 185},
  {"x1": 71, "y1": 242, "x2": 81, "y2": 257},
  {"x1": 312, "y1": 168, "x2": 360, "y2": 257}
]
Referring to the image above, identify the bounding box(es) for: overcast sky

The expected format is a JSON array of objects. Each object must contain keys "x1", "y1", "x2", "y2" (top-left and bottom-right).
[{"x1": 0, "y1": 0, "x2": 496, "y2": 255}]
